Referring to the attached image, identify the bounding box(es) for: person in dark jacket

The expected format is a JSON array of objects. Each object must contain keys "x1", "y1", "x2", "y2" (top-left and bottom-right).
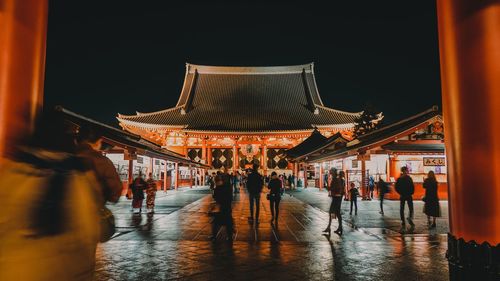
[
  {"x1": 211, "y1": 168, "x2": 233, "y2": 241},
  {"x1": 348, "y1": 182, "x2": 358, "y2": 215},
  {"x1": 378, "y1": 178, "x2": 390, "y2": 215},
  {"x1": 395, "y1": 166, "x2": 415, "y2": 227},
  {"x1": 246, "y1": 164, "x2": 263, "y2": 223},
  {"x1": 423, "y1": 171, "x2": 441, "y2": 228},
  {"x1": 267, "y1": 172, "x2": 283, "y2": 223},
  {"x1": 131, "y1": 171, "x2": 147, "y2": 213}
]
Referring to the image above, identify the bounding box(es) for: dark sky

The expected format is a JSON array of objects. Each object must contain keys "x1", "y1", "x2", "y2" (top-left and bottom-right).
[{"x1": 44, "y1": 0, "x2": 442, "y2": 126}]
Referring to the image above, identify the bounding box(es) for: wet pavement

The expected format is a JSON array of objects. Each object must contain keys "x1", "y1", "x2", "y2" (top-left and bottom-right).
[{"x1": 95, "y1": 186, "x2": 449, "y2": 281}]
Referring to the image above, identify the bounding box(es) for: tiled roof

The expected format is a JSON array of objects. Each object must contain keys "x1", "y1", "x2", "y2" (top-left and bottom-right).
[
  {"x1": 285, "y1": 129, "x2": 328, "y2": 158},
  {"x1": 303, "y1": 107, "x2": 443, "y2": 162},
  {"x1": 118, "y1": 63, "x2": 360, "y2": 132},
  {"x1": 55, "y1": 107, "x2": 209, "y2": 167}
]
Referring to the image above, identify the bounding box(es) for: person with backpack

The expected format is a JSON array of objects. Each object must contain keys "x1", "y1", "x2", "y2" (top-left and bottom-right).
[
  {"x1": 395, "y1": 166, "x2": 415, "y2": 227},
  {"x1": 246, "y1": 163, "x2": 263, "y2": 224},
  {"x1": 378, "y1": 178, "x2": 390, "y2": 215},
  {"x1": 349, "y1": 182, "x2": 359, "y2": 215}
]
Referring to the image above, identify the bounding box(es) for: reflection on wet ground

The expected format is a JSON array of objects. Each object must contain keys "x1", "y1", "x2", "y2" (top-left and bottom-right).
[{"x1": 95, "y1": 187, "x2": 449, "y2": 280}]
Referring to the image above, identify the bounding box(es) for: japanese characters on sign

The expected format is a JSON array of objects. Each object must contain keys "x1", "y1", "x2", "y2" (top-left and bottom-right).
[{"x1": 423, "y1": 157, "x2": 445, "y2": 166}]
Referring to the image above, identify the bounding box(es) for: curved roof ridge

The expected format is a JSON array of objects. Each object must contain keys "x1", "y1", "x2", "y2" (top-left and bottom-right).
[
  {"x1": 118, "y1": 106, "x2": 182, "y2": 119},
  {"x1": 117, "y1": 117, "x2": 187, "y2": 129},
  {"x1": 185, "y1": 62, "x2": 315, "y2": 74},
  {"x1": 316, "y1": 105, "x2": 363, "y2": 116}
]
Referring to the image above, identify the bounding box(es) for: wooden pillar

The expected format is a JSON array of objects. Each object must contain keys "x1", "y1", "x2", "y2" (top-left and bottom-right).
[
  {"x1": 293, "y1": 162, "x2": 298, "y2": 189},
  {"x1": 128, "y1": 159, "x2": 134, "y2": 186},
  {"x1": 303, "y1": 162, "x2": 308, "y2": 188},
  {"x1": 233, "y1": 139, "x2": 238, "y2": 172},
  {"x1": 201, "y1": 138, "x2": 207, "y2": 164},
  {"x1": 319, "y1": 163, "x2": 324, "y2": 190},
  {"x1": 437, "y1": 1, "x2": 500, "y2": 278},
  {"x1": 261, "y1": 140, "x2": 268, "y2": 175},
  {"x1": 163, "y1": 160, "x2": 168, "y2": 191},
  {"x1": 361, "y1": 159, "x2": 367, "y2": 200},
  {"x1": 0, "y1": 0, "x2": 48, "y2": 162},
  {"x1": 207, "y1": 145, "x2": 212, "y2": 167},
  {"x1": 182, "y1": 135, "x2": 188, "y2": 156},
  {"x1": 189, "y1": 165, "x2": 192, "y2": 188},
  {"x1": 174, "y1": 163, "x2": 179, "y2": 190}
]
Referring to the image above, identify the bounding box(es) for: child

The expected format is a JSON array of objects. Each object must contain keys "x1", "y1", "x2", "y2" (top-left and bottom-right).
[{"x1": 349, "y1": 182, "x2": 359, "y2": 215}]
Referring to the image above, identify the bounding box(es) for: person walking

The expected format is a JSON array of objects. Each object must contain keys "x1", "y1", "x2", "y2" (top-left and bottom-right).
[
  {"x1": 131, "y1": 171, "x2": 147, "y2": 213},
  {"x1": 267, "y1": 172, "x2": 283, "y2": 223},
  {"x1": 395, "y1": 166, "x2": 415, "y2": 227},
  {"x1": 349, "y1": 182, "x2": 359, "y2": 215},
  {"x1": 323, "y1": 168, "x2": 345, "y2": 235},
  {"x1": 146, "y1": 172, "x2": 157, "y2": 213},
  {"x1": 231, "y1": 171, "x2": 240, "y2": 193},
  {"x1": 211, "y1": 167, "x2": 233, "y2": 241},
  {"x1": 378, "y1": 178, "x2": 390, "y2": 215},
  {"x1": 423, "y1": 171, "x2": 441, "y2": 228},
  {"x1": 368, "y1": 176, "x2": 375, "y2": 200},
  {"x1": 246, "y1": 164, "x2": 263, "y2": 224}
]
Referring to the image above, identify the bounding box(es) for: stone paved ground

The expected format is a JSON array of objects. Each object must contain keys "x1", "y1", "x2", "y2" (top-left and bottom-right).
[{"x1": 95, "y1": 186, "x2": 449, "y2": 281}]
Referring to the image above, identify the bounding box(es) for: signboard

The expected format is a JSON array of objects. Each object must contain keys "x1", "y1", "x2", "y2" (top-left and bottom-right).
[
  {"x1": 423, "y1": 157, "x2": 445, "y2": 166},
  {"x1": 123, "y1": 150, "x2": 137, "y2": 160},
  {"x1": 352, "y1": 160, "x2": 359, "y2": 169},
  {"x1": 356, "y1": 154, "x2": 371, "y2": 161}
]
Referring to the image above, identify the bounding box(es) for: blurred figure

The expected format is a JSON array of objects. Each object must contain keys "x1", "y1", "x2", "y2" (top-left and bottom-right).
[
  {"x1": 231, "y1": 171, "x2": 240, "y2": 193},
  {"x1": 76, "y1": 126, "x2": 122, "y2": 204},
  {"x1": 0, "y1": 111, "x2": 102, "y2": 280},
  {"x1": 267, "y1": 171, "x2": 283, "y2": 223},
  {"x1": 423, "y1": 171, "x2": 440, "y2": 228},
  {"x1": 131, "y1": 171, "x2": 146, "y2": 213},
  {"x1": 368, "y1": 175, "x2": 375, "y2": 200},
  {"x1": 378, "y1": 178, "x2": 390, "y2": 215},
  {"x1": 146, "y1": 172, "x2": 157, "y2": 213},
  {"x1": 210, "y1": 167, "x2": 233, "y2": 241}
]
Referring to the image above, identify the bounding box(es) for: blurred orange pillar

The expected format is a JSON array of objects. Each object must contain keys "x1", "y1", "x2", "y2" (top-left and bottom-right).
[
  {"x1": 0, "y1": 0, "x2": 49, "y2": 161},
  {"x1": 437, "y1": 0, "x2": 500, "y2": 279}
]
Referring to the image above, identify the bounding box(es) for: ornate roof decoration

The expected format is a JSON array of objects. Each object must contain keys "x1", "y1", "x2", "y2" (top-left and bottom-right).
[{"x1": 117, "y1": 63, "x2": 361, "y2": 133}]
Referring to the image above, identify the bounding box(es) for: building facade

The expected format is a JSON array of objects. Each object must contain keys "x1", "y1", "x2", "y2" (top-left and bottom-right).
[{"x1": 117, "y1": 63, "x2": 362, "y2": 177}]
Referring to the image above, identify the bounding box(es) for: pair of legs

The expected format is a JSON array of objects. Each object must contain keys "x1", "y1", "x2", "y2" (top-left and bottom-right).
[
  {"x1": 380, "y1": 193, "x2": 385, "y2": 214},
  {"x1": 350, "y1": 198, "x2": 357, "y2": 215},
  {"x1": 132, "y1": 199, "x2": 143, "y2": 213},
  {"x1": 324, "y1": 197, "x2": 343, "y2": 235},
  {"x1": 249, "y1": 193, "x2": 260, "y2": 221},
  {"x1": 233, "y1": 183, "x2": 239, "y2": 193},
  {"x1": 270, "y1": 198, "x2": 280, "y2": 221},
  {"x1": 211, "y1": 204, "x2": 234, "y2": 240},
  {"x1": 146, "y1": 192, "x2": 156, "y2": 213},
  {"x1": 400, "y1": 196, "x2": 414, "y2": 225}
]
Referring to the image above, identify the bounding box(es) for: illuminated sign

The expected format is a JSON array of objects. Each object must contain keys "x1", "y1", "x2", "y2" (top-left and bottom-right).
[{"x1": 423, "y1": 157, "x2": 445, "y2": 166}]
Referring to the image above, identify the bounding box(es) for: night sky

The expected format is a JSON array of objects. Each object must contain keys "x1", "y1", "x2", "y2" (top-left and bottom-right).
[{"x1": 44, "y1": 0, "x2": 442, "y2": 126}]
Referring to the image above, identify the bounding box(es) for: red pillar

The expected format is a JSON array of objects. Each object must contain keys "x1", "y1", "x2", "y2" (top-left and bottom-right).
[
  {"x1": 0, "y1": 0, "x2": 48, "y2": 162},
  {"x1": 437, "y1": 1, "x2": 500, "y2": 279}
]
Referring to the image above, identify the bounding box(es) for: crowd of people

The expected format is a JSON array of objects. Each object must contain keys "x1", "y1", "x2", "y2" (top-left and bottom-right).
[{"x1": 320, "y1": 166, "x2": 441, "y2": 236}]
